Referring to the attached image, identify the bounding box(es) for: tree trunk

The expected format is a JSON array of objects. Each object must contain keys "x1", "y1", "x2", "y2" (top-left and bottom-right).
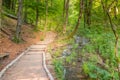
[
  {"x1": 103, "y1": 0, "x2": 108, "y2": 29},
  {"x1": 63, "y1": 0, "x2": 69, "y2": 33},
  {"x1": 63, "y1": 0, "x2": 66, "y2": 18},
  {"x1": 39, "y1": 0, "x2": 41, "y2": 25},
  {"x1": 16, "y1": 0, "x2": 23, "y2": 42},
  {"x1": 0, "y1": 0, "x2": 2, "y2": 29},
  {"x1": 101, "y1": 0, "x2": 120, "y2": 79},
  {"x1": 84, "y1": 0, "x2": 92, "y2": 28},
  {"x1": 87, "y1": 0, "x2": 92, "y2": 26},
  {"x1": 36, "y1": 0, "x2": 39, "y2": 27},
  {"x1": 0, "y1": 5, "x2": 3, "y2": 53},
  {"x1": 84, "y1": 0, "x2": 87, "y2": 28},
  {"x1": 24, "y1": 0, "x2": 28, "y2": 23},
  {"x1": 68, "y1": 0, "x2": 83, "y2": 38},
  {"x1": 114, "y1": 1, "x2": 118, "y2": 19},
  {"x1": 10, "y1": 0, "x2": 15, "y2": 11},
  {"x1": 83, "y1": 0, "x2": 87, "y2": 28},
  {"x1": 45, "y1": 0, "x2": 48, "y2": 31},
  {"x1": 101, "y1": 0, "x2": 118, "y2": 58},
  {"x1": 3, "y1": 0, "x2": 11, "y2": 9},
  {"x1": 14, "y1": 0, "x2": 17, "y2": 13}
]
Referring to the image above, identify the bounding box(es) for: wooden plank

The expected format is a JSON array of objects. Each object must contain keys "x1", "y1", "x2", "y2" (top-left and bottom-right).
[
  {"x1": 0, "y1": 47, "x2": 30, "y2": 78},
  {"x1": 43, "y1": 52, "x2": 54, "y2": 80}
]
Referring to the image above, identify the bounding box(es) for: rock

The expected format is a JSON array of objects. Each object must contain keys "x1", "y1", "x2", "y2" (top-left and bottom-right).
[
  {"x1": 62, "y1": 49, "x2": 71, "y2": 57},
  {"x1": 81, "y1": 37, "x2": 89, "y2": 46},
  {"x1": 67, "y1": 45, "x2": 73, "y2": 49},
  {"x1": 62, "y1": 36, "x2": 89, "y2": 58},
  {"x1": 74, "y1": 36, "x2": 82, "y2": 44},
  {"x1": 77, "y1": 58, "x2": 82, "y2": 62}
]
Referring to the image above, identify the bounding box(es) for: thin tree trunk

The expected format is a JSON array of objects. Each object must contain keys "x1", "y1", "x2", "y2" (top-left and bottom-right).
[
  {"x1": 24, "y1": 0, "x2": 28, "y2": 23},
  {"x1": 16, "y1": 0, "x2": 23, "y2": 42},
  {"x1": 114, "y1": 1, "x2": 118, "y2": 19},
  {"x1": 10, "y1": 0, "x2": 14, "y2": 11},
  {"x1": 101, "y1": 0, "x2": 120, "y2": 79},
  {"x1": 45, "y1": 0, "x2": 48, "y2": 31},
  {"x1": 13, "y1": 0, "x2": 16, "y2": 11},
  {"x1": 103, "y1": 0, "x2": 108, "y2": 29},
  {"x1": 68, "y1": 0, "x2": 83, "y2": 38},
  {"x1": 39, "y1": 0, "x2": 41, "y2": 25},
  {"x1": 84, "y1": 0, "x2": 87, "y2": 28},
  {"x1": 0, "y1": 0, "x2": 2, "y2": 29},
  {"x1": 87, "y1": 0, "x2": 92, "y2": 26},
  {"x1": 0, "y1": 0, "x2": 2, "y2": 54},
  {"x1": 15, "y1": 0, "x2": 18, "y2": 14},
  {"x1": 3, "y1": 0, "x2": 11, "y2": 10},
  {"x1": 36, "y1": 0, "x2": 39, "y2": 27},
  {"x1": 9, "y1": 0, "x2": 12, "y2": 10},
  {"x1": 101, "y1": 0, "x2": 118, "y2": 59},
  {"x1": 84, "y1": 0, "x2": 92, "y2": 28},
  {"x1": 63, "y1": 0, "x2": 69, "y2": 33},
  {"x1": 83, "y1": 0, "x2": 87, "y2": 28},
  {"x1": 63, "y1": 0, "x2": 66, "y2": 18}
]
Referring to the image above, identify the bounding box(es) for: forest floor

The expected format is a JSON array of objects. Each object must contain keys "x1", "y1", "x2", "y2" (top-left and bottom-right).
[{"x1": 0, "y1": 17, "x2": 48, "y2": 71}]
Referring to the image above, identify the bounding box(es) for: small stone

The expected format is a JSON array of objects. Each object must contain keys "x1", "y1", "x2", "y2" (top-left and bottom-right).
[{"x1": 62, "y1": 49, "x2": 71, "y2": 57}]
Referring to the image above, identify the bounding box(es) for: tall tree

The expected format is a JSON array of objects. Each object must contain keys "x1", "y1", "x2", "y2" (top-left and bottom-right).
[
  {"x1": 0, "y1": 0, "x2": 2, "y2": 29},
  {"x1": 24, "y1": 0, "x2": 28, "y2": 23},
  {"x1": 68, "y1": 0, "x2": 83, "y2": 38},
  {"x1": 3, "y1": 0, "x2": 11, "y2": 10},
  {"x1": 10, "y1": 0, "x2": 16, "y2": 12},
  {"x1": 15, "y1": 0, "x2": 23, "y2": 42},
  {"x1": 101, "y1": 0, "x2": 120, "y2": 78},
  {"x1": 45, "y1": 0, "x2": 48, "y2": 30},
  {"x1": 63, "y1": 0, "x2": 66, "y2": 18},
  {"x1": 87, "y1": 0, "x2": 92, "y2": 26},
  {"x1": 84, "y1": 0, "x2": 92, "y2": 28},
  {"x1": 114, "y1": 0, "x2": 118, "y2": 19},
  {"x1": 63, "y1": 0, "x2": 69, "y2": 33},
  {"x1": 36, "y1": 0, "x2": 39, "y2": 27}
]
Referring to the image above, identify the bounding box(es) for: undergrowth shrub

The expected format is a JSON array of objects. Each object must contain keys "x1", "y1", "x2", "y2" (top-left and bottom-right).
[
  {"x1": 53, "y1": 59, "x2": 65, "y2": 80},
  {"x1": 12, "y1": 36, "x2": 21, "y2": 43},
  {"x1": 52, "y1": 24, "x2": 120, "y2": 80},
  {"x1": 79, "y1": 25, "x2": 119, "y2": 80}
]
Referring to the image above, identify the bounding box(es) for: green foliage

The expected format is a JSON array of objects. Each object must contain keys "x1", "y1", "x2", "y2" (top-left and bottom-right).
[
  {"x1": 40, "y1": 34, "x2": 45, "y2": 41},
  {"x1": 77, "y1": 25, "x2": 120, "y2": 80},
  {"x1": 65, "y1": 44, "x2": 78, "y2": 63},
  {"x1": 12, "y1": 36, "x2": 21, "y2": 43},
  {"x1": 82, "y1": 27, "x2": 116, "y2": 62},
  {"x1": 53, "y1": 59, "x2": 65, "y2": 80},
  {"x1": 82, "y1": 62, "x2": 119, "y2": 80}
]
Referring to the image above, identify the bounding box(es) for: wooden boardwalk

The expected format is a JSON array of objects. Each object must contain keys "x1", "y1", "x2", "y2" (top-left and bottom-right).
[{"x1": 0, "y1": 32, "x2": 56, "y2": 80}]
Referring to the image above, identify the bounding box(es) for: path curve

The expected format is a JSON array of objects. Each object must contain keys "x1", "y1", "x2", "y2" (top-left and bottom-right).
[{"x1": 0, "y1": 31, "x2": 56, "y2": 80}]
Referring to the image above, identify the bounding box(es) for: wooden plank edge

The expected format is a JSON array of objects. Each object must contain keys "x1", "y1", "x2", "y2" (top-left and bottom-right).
[
  {"x1": 0, "y1": 47, "x2": 30, "y2": 78},
  {"x1": 43, "y1": 52, "x2": 54, "y2": 80}
]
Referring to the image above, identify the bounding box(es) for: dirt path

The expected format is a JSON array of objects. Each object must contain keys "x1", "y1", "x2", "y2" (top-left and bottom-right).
[{"x1": 0, "y1": 32, "x2": 56, "y2": 80}]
